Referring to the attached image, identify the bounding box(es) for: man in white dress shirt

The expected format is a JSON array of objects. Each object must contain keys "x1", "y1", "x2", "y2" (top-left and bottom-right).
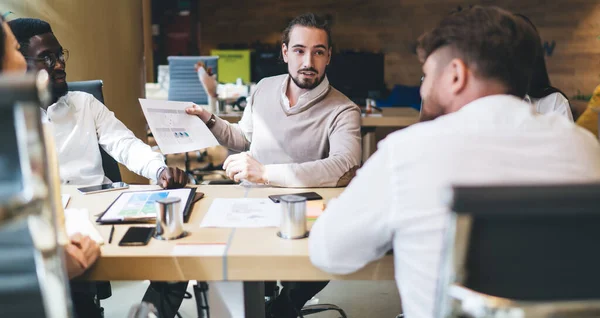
[
  {"x1": 309, "y1": 6, "x2": 600, "y2": 318},
  {"x1": 9, "y1": 18, "x2": 187, "y2": 188}
]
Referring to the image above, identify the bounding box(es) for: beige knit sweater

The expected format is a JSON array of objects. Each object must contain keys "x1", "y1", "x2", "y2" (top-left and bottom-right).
[{"x1": 210, "y1": 74, "x2": 361, "y2": 187}]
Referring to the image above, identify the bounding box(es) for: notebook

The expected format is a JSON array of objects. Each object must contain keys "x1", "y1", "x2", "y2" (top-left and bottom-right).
[{"x1": 64, "y1": 208, "x2": 104, "y2": 244}]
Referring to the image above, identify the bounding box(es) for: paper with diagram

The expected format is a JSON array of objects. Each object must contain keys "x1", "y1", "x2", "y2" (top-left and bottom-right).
[
  {"x1": 139, "y1": 99, "x2": 219, "y2": 154},
  {"x1": 200, "y1": 198, "x2": 281, "y2": 228}
]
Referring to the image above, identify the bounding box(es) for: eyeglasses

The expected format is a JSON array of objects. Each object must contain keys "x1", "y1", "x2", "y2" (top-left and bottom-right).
[{"x1": 26, "y1": 49, "x2": 69, "y2": 69}]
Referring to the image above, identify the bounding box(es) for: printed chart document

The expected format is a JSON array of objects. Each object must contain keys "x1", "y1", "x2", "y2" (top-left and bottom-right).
[
  {"x1": 200, "y1": 198, "x2": 280, "y2": 228},
  {"x1": 139, "y1": 99, "x2": 219, "y2": 154}
]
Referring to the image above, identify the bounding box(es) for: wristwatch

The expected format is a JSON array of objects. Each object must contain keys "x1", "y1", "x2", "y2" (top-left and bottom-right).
[
  {"x1": 205, "y1": 114, "x2": 217, "y2": 129},
  {"x1": 156, "y1": 166, "x2": 167, "y2": 181}
]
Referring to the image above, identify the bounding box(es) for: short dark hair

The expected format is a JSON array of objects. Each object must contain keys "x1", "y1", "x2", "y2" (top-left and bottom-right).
[
  {"x1": 417, "y1": 6, "x2": 539, "y2": 98},
  {"x1": 282, "y1": 13, "x2": 332, "y2": 48},
  {"x1": 7, "y1": 18, "x2": 53, "y2": 56}
]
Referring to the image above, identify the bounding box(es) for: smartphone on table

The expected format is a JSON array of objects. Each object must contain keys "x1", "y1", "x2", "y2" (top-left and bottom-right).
[
  {"x1": 118, "y1": 227, "x2": 155, "y2": 246},
  {"x1": 268, "y1": 192, "x2": 323, "y2": 203},
  {"x1": 77, "y1": 182, "x2": 129, "y2": 195}
]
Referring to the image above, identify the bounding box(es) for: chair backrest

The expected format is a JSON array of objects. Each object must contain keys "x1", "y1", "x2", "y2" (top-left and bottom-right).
[
  {"x1": 167, "y1": 56, "x2": 218, "y2": 105},
  {"x1": 68, "y1": 80, "x2": 122, "y2": 182},
  {"x1": 440, "y1": 183, "x2": 600, "y2": 308}
]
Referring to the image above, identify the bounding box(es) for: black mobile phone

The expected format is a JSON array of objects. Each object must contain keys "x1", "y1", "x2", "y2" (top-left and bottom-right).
[
  {"x1": 268, "y1": 192, "x2": 323, "y2": 203},
  {"x1": 118, "y1": 227, "x2": 155, "y2": 246}
]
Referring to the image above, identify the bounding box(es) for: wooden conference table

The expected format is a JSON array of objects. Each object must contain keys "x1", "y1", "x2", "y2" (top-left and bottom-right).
[{"x1": 66, "y1": 184, "x2": 395, "y2": 316}]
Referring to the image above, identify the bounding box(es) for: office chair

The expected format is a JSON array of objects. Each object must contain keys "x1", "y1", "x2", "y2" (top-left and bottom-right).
[
  {"x1": 265, "y1": 283, "x2": 348, "y2": 318},
  {"x1": 436, "y1": 183, "x2": 600, "y2": 317},
  {"x1": 68, "y1": 80, "x2": 122, "y2": 182}
]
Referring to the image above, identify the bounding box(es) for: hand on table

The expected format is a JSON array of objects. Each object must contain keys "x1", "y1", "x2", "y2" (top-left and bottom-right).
[
  {"x1": 223, "y1": 152, "x2": 268, "y2": 184},
  {"x1": 158, "y1": 167, "x2": 189, "y2": 189},
  {"x1": 65, "y1": 233, "x2": 100, "y2": 279}
]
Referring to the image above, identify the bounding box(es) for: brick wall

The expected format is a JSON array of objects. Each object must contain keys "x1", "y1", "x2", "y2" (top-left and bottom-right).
[{"x1": 199, "y1": 0, "x2": 600, "y2": 98}]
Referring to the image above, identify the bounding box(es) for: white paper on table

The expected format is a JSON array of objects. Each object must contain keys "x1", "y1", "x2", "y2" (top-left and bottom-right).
[
  {"x1": 139, "y1": 98, "x2": 219, "y2": 154},
  {"x1": 200, "y1": 198, "x2": 280, "y2": 228},
  {"x1": 64, "y1": 208, "x2": 104, "y2": 244},
  {"x1": 61, "y1": 194, "x2": 70, "y2": 209}
]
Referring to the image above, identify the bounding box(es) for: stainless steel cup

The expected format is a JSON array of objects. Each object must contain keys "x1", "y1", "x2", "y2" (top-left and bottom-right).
[
  {"x1": 277, "y1": 195, "x2": 309, "y2": 239},
  {"x1": 154, "y1": 197, "x2": 187, "y2": 240}
]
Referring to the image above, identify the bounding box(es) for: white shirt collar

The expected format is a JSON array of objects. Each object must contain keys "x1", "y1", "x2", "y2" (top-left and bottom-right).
[
  {"x1": 280, "y1": 74, "x2": 330, "y2": 110},
  {"x1": 455, "y1": 94, "x2": 530, "y2": 116}
]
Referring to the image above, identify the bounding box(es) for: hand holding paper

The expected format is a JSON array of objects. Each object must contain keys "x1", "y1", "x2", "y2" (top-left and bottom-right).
[{"x1": 139, "y1": 99, "x2": 219, "y2": 155}]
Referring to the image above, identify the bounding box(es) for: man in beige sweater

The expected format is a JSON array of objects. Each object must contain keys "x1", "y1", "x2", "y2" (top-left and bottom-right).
[
  {"x1": 187, "y1": 12, "x2": 361, "y2": 318},
  {"x1": 186, "y1": 17, "x2": 361, "y2": 188}
]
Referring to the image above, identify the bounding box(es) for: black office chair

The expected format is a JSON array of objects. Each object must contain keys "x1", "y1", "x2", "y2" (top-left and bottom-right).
[
  {"x1": 437, "y1": 183, "x2": 600, "y2": 317},
  {"x1": 264, "y1": 283, "x2": 347, "y2": 318},
  {"x1": 68, "y1": 80, "x2": 122, "y2": 182}
]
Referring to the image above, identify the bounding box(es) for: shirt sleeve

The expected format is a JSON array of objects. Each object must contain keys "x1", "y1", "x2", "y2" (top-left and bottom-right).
[
  {"x1": 263, "y1": 105, "x2": 362, "y2": 187},
  {"x1": 552, "y1": 93, "x2": 574, "y2": 122},
  {"x1": 209, "y1": 89, "x2": 255, "y2": 152},
  {"x1": 309, "y1": 139, "x2": 394, "y2": 274},
  {"x1": 90, "y1": 95, "x2": 166, "y2": 181}
]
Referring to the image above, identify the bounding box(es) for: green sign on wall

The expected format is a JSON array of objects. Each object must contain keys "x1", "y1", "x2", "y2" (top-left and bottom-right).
[{"x1": 210, "y1": 49, "x2": 251, "y2": 84}]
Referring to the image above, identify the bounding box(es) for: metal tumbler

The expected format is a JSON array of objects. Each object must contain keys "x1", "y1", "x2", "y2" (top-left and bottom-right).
[
  {"x1": 277, "y1": 195, "x2": 309, "y2": 239},
  {"x1": 154, "y1": 197, "x2": 187, "y2": 240}
]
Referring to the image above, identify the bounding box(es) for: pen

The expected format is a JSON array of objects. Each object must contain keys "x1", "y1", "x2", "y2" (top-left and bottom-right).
[{"x1": 108, "y1": 225, "x2": 115, "y2": 244}]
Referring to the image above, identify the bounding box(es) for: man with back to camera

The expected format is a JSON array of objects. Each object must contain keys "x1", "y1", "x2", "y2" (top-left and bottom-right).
[{"x1": 308, "y1": 6, "x2": 600, "y2": 318}]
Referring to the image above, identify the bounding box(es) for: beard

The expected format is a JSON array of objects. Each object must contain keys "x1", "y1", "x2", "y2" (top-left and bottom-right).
[
  {"x1": 419, "y1": 95, "x2": 445, "y2": 122},
  {"x1": 289, "y1": 68, "x2": 324, "y2": 90},
  {"x1": 52, "y1": 81, "x2": 69, "y2": 101},
  {"x1": 50, "y1": 69, "x2": 68, "y2": 102}
]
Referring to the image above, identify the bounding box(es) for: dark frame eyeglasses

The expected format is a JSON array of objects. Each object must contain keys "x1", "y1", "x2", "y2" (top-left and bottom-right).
[{"x1": 25, "y1": 49, "x2": 70, "y2": 69}]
